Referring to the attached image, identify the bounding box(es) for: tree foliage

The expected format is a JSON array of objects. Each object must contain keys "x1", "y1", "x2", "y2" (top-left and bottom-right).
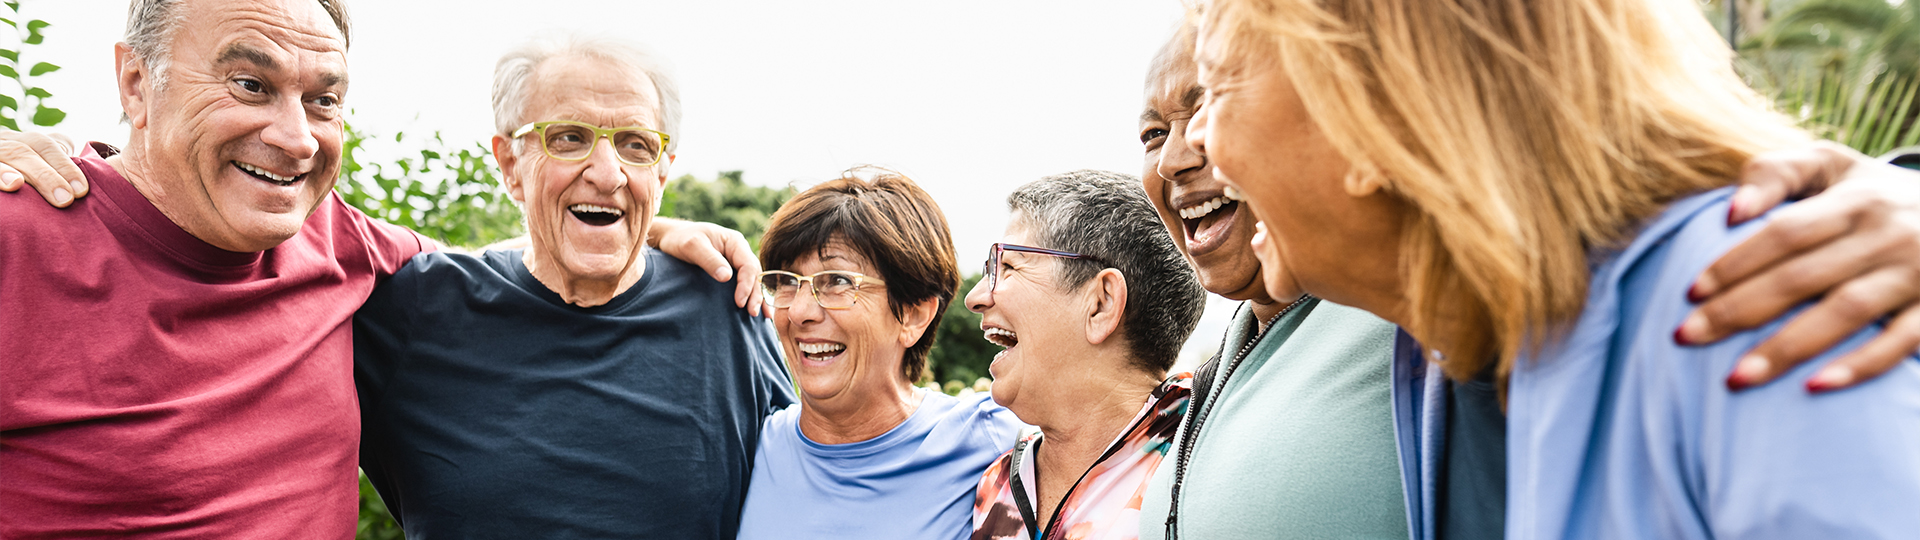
[
  {"x1": 926, "y1": 273, "x2": 995, "y2": 390},
  {"x1": 0, "y1": 1, "x2": 63, "y2": 130},
  {"x1": 1737, "y1": 0, "x2": 1920, "y2": 157},
  {"x1": 336, "y1": 124, "x2": 524, "y2": 248},
  {"x1": 660, "y1": 170, "x2": 794, "y2": 249}
]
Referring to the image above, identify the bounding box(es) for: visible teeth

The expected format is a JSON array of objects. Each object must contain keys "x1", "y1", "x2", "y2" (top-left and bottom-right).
[
  {"x1": 236, "y1": 161, "x2": 297, "y2": 183},
  {"x1": 569, "y1": 204, "x2": 624, "y2": 216},
  {"x1": 797, "y1": 342, "x2": 846, "y2": 355},
  {"x1": 1222, "y1": 185, "x2": 1244, "y2": 201},
  {"x1": 1178, "y1": 196, "x2": 1231, "y2": 220},
  {"x1": 983, "y1": 327, "x2": 1018, "y2": 348}
]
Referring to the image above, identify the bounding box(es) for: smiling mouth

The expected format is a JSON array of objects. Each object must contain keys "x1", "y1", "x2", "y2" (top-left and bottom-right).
[
  {"x1": 984, "y1": 327, "x2": 1019, "y2": 349},
  {"x1": 569, "y1": 204, "x2": 625, "y2": 227},
  {"x1": 797, "y1": 341, "x2": 847, "y2": 364},
  {"x1": 1177, "y1": 195, "x2": 1240, "y2": 247},
  {"x1": 233, "y1": 161, "x2": 304, "y2": 187}
]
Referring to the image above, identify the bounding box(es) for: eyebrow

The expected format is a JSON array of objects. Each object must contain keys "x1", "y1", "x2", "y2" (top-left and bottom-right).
[
  {"x1": 1179, "y1": 86, "x2": 1205, "y2": 109},
  {"x1": 216, "y1": 43, "x2": 278, "y2": 70},
  {"x1": 1140, "y1": 108, "x2": 1164, "y2": 124},
  {"x1": 216, "y1": 43, "x2": 348, "y2": 89}
]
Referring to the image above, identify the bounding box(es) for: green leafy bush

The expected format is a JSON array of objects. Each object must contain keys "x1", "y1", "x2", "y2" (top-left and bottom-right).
[
  {"x1": 336, "y1": 124, "x2": 524, "y2": 248},
  {"x1": 0, "y1": 1, "x2": 63, "y2": 130}
]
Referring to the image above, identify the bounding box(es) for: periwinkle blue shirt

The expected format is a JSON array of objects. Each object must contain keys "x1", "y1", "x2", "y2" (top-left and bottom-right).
[
  {"x1": 737, "y1": 391, "x2": 1026, "y2": 540},
  {"x1": 1506, "y1": 187, "x2": 1920, "y2": 539}
]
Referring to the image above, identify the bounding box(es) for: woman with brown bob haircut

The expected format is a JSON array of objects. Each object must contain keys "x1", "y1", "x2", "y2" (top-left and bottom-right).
[{"x1": 736, "y1": 167, "x2": 1027, "y2": 540}]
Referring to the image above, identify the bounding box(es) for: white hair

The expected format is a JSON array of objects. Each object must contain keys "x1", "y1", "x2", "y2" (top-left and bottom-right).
[{"x1": 491, "y1": 33, "x2": 682, "y2": 154}]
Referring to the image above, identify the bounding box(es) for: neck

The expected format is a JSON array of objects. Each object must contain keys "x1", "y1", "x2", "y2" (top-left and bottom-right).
[
  {"x1": 107, "y1": 141, "x2": 254, "y2": 252},
  {"x1": 524, "y1": 248, "x2": 646, "y2": 307},
  {"x1": 798, "y1": 377, "x2": 923, "y2": 445},
  {"x1": 1245, "y1": 292, "x2": 1306, "y2": 333},
  {"x1": 1030, "y1": 360, "x2": 1161, "y2": 487}
]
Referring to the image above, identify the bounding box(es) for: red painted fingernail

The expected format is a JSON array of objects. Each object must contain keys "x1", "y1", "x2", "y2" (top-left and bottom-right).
[
  {"x1": 1726, "y1": 202, "x2": 1739, "y2": 225},
  {"x1": 1686, "y1": 283, "x2": 1706, "y2": 303},
  {"x1": 1673, "y1": 327, "x2": 1692, "y2": 345},
  {"x1": 1806, "y1": 367, "x2": 1854, "y2": 394},
  {"x1": 1726, "y1": 374, "x2": 1753, "y2": 392}
]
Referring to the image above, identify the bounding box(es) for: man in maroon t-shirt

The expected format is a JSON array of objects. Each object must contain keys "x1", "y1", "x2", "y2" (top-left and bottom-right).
[{"x1": 0, "y1": 1, "x2": 756, "y2": 537}]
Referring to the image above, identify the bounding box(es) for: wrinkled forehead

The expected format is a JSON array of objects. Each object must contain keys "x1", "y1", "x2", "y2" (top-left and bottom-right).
[
  {"x1": 1144, "y1": 41, "x2": 1202, "y2": 120},
  {"x1": 186, "y1": 0, "x2": 347, "y2": 60},
  {"x1": 524, "y1": 56, "x2": 663, "y2": 128}
]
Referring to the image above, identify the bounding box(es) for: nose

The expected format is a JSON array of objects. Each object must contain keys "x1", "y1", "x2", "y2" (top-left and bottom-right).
[
  {"x1": 786, "y1": 282, "x2": 827, "y2": 325},
  {"x1": 964, "y1": 274, "x2": 993, "y2": 313},
  {"x1": 581, "y1": 136, "x2": 628, "y2": 193},
  {"x1": 260, "y1": 97, "x2": 319, "y2": 161},
  {"x1": 1186, "y1": 101, "x2": 1213, "y2": 158},
  {"x1": 1157, "y1": 119, "x2": 1209, "y2": 183}
]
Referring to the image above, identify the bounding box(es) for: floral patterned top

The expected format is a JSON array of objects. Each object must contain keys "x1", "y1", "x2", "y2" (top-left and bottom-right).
[{"x1": 969, "y1": 374, "x2": 1191, "y2": 540}]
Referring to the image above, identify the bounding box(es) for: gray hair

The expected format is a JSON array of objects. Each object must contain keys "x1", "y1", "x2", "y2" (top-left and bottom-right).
[
  {"x1": 1007, "y1": 170, "x2": 1207, "y2": 374},
  {"x1": 492, "y1": 33, "x2": 682, "y2": 154},
  {"x1": 124, "y1": 0, "x2": 352, "y2": 91}
]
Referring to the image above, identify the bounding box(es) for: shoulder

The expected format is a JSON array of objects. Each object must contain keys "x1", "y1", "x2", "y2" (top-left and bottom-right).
[
  {"x1": 642, "y1": 248, "x2": 731, "y2": 296},
  {"x1": 389, "y1": 249, "x2": 511, "y2": 284},
  {"x1": 925, "y1": 391, "x2": 1030, "y2": 453}
]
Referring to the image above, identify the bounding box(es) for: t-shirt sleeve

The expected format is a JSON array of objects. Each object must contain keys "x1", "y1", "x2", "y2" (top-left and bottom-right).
[
  {"x1": 333, "y1": 193, "x2": 435, "y2": 278},
  {"x1": 746, "y1": 316, "x2": 797, "y2": 416},
  {"x1": 353, "y1": 261, "x2": 419, "y2": 417}
]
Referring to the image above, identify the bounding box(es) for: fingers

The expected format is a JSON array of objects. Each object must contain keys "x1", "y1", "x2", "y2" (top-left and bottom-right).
[
  {"x1": 0, "y1": 162, "x2": 23, "y2": 192},
  {"x1": 1806, "y1": 305, "x2": 1920, "y2": 393},
  {"x1": 1689, "y1": 191, "x2": 1861, "y2": 300},
  {"x1": 0, "y1": 136, "x2": 87, "y2": 207},
  {"x1": 1727, "y1": 143, "x2": 1860, "y2": 224},
  {"x1": 1722, "y1": 266, "x2": 1920, "y2": 390},
  {"x1": 717, "y1": 228, "x2": 767, "y2": 317}
]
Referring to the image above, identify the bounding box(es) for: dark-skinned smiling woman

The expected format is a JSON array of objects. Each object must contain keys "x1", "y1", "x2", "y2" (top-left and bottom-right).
[{"x1": 737, "y1": 168, "x2": 1026, "y2": 540}]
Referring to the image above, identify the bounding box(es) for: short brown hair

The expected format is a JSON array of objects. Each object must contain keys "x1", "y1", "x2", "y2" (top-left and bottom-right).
[{"x1": 759, "y1": 167, "x2": 960, "y2": 383}]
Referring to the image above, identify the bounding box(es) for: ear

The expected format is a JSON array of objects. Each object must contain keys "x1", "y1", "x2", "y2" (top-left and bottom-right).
[
  {"x1": 1342, "y1": 163, "x2": 1387, "y2": 197},
  {"x1": 114, "y1": 43, "x2": 150, "y2": 129},
  {"x1": 491, "y1": 135, "x2": 527, "y2": 203},
  {"x1": 896, "y1": 296, "x2": 941, "y2": 349},
  {"x1": 1084, "y1": 268, "x2": 1128, "y2": 346},
  {"x1": 651, "y1": 153, "x2": 675, "y2": 207}
]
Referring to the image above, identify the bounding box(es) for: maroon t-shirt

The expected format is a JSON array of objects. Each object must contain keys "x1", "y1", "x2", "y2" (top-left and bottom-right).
[{"x1": 0, "y1": 144, "x2": 429, "y2": 538}]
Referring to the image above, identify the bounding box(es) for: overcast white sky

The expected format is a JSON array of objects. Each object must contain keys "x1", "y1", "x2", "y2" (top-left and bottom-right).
[{"x1": 25, "y1": 0, "x2": 1234, "y2": 364}]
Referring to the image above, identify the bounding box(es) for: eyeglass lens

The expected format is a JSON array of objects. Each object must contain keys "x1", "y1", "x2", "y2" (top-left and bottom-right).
[
  {"x1": 760, "y1": 272, "x2": 863, "y2": 309},
  {"x1": 541, "y1": 124, "x2": 662, "y2": 165}
]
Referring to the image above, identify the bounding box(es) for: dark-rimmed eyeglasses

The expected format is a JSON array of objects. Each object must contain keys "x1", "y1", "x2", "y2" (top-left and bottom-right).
[
  {"x1": 980, "y1": 242, "x2": 1111, "y2": 301},
  {"x1": 757, "y1": 270, "x2": 887, "y2": 310}
]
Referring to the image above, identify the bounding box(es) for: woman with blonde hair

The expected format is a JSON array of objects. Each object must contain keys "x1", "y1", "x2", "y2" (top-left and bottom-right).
[{"x1": 1185, "y1": 0, "x2": 1920, "y2": 537}]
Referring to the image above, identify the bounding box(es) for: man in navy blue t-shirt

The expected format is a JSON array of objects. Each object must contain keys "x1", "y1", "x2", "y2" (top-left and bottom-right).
[{"x1": 353, "y1": 35, "x2": 794, "y2": 539}]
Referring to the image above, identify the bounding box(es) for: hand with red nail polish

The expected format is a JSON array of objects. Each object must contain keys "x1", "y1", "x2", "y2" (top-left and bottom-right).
[{"x1": 1684, "y1": 142, "x2": 1920, "y2": 392}]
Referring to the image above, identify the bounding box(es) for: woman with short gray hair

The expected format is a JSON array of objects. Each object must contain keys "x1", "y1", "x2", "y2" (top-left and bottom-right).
[{"x1": 965, "y1": 170, "x2": 1206, "y2": 540}]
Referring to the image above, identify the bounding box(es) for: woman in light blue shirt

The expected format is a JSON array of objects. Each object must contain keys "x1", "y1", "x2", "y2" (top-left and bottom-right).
[
  {"x1": 736, "y1": 168, "x2": 1025, "y2": 540},
  {"x1": 1183, "y1": 0, "x2": 1920, "y2": 538}
]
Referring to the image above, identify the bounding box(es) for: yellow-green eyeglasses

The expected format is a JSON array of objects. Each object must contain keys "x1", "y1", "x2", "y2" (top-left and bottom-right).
[
  {"x1": 511, "y1": 120, "x2": 672, "y2": 167},
  {"x1": 757, "y1": 270, "x2": 887, "y2": 310}
]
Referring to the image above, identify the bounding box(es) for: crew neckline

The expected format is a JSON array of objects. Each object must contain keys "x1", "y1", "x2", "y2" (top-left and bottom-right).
[
  {"x1": 503, "y1": 247, "x2": 659, "y2": 313},
  {"x1": 78, "y1": 143, "x2": 264, "y2": 269},
  {"x1": 796, "y1": 389, "x2": 950, "y2": 459}
]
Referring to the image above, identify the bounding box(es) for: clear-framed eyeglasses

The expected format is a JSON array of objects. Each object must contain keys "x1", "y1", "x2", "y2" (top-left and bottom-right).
[
  {"x1": 757, "y1": 270, "x2": 888, "y2": 310},
  {"x1": 511, "y1": 120, "x2": 672, "y2": 167},
  {"x1": 980, "y1": 242, "x2": 1111, "y2": 302}
]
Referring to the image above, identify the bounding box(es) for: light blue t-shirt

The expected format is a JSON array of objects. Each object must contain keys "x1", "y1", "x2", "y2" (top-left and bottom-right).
[
  {"x1": 1508, "y1": 187, "x2": 1920, "y2": 539},
  {"x1": 737, "y1": 390, "x2": 1026, "y2": 540}
]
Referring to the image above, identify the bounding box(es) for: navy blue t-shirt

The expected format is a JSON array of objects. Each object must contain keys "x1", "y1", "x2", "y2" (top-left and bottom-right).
[{"x1": 353, "y1": 248, "x2": 796, "y2": 539}]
